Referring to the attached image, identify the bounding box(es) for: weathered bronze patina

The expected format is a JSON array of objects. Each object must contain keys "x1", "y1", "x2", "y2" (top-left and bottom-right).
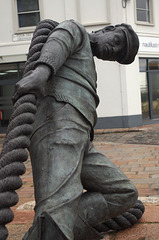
[{"x1": 13, "y1": 20, "x2": 139, "y2": 240}]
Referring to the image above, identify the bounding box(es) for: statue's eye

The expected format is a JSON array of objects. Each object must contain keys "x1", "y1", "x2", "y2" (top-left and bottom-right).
[{"x1": 114, "y1": 37, "x2": 120, "y2": 45}]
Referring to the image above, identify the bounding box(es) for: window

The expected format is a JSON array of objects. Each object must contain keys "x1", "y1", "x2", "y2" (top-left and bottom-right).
[
  {"x1": 135, "y1": 0, "x2": 153, "y2": 24},
  {"x1": 0, "y1": 62, "x2": 25, "y2": 129},
  {"x1": 14, "y1": 0, "x2": 41, "y2": 32},
  {"x1": 139, "y1": 58, "x2": 159, "y2": 120}
]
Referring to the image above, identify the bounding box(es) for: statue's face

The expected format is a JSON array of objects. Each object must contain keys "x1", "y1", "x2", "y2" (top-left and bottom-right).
[{"x1": 93, "y1": 26, "x2": 126, "y2": 61}]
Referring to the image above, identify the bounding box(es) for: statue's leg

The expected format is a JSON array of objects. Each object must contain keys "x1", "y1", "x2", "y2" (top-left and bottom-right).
[
  {"x1": 23, "y1": 98, "x2": 92, "y2": 240},
  {"x1": 73, "y1": 142, "x2": 138, "y2": 240}
]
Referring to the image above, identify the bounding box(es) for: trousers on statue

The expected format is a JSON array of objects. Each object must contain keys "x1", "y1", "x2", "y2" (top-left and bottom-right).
[{"x1": 23, "y1": 96, "x2": 138, "y2": 240}]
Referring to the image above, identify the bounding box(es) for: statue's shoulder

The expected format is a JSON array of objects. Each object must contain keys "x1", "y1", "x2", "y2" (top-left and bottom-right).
[{"x1": 56, "y1": 19, "x2": 86, "y2": 33}]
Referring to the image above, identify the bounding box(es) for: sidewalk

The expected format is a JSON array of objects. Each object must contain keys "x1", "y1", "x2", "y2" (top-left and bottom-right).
[{"x1": 1, "y1": 123, "x2": 159, "y2": 239}]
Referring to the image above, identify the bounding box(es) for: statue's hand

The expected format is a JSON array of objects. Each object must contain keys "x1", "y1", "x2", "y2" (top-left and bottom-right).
[{"x1": 12, "y1": 65, "x2": 51, "y2": 103}]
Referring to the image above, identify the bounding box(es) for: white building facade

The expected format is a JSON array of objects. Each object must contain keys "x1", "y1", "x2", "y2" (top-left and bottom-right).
[{"x1": 0, "y1": 0, "x2": 159, "y2": 131}]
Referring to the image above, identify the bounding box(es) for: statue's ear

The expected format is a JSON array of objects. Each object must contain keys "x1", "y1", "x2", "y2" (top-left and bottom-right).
[
  {"x1": 90, "y1": 41, "x2": 98, "y2": 48},
  {"x1": 90, "y1": 41, "x2": 98, "y2": 56}
]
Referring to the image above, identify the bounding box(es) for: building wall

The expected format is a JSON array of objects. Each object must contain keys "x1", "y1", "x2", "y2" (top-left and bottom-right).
[
  {"x1": 1, "y1": 0, "x2": 158, "y2": 129},
  {"x1": 0, "y1": 0, "x2": 28, "y2": 63}
]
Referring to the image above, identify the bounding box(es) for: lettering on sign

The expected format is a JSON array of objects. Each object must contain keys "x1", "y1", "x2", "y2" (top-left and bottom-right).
[
  {"x1": 12, "y1": 33, "x2": 33, "y2": 42},
  {"x1": 139, "y1": 36, "x2": 159, "y2": 53},
  {"x1": 142, "y1": 42, "x2": 159, "y2": 48}
]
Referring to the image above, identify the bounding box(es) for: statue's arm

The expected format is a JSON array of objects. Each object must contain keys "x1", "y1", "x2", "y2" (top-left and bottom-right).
[
  {"x1": 34, "y1": 20, "x2": 85, "y2": 76},
  {"x1": 13, "y1": 20, "x2": 85, "y2": 102}
]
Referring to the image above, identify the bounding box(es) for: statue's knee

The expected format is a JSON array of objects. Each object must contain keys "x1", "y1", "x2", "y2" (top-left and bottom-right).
[
  {"x1": 130, "y1": 183, "x2": 138, "y2": 204},
  {"x1": 120, "y1": 182, "x2": 138, "y2": 211},
  {"x1": 119, "y1": 182, "x2": 138, "y2": 208},
  {"x1": 102, "y1": 181, "x2": 138, "y2": 219}
]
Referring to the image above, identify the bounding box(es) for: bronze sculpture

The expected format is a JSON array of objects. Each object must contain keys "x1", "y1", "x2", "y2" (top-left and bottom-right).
[{"x1": 11, "y1": 19, "x2": 140, "y2": 240}]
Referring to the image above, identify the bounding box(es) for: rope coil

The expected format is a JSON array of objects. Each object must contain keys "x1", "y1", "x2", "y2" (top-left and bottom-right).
[
  {"x1": 94, "y1": 200, "x2": 145, "y2": 233},
  {"x1": 0, "y1": 19, "x2": 58, "y2": 240}
]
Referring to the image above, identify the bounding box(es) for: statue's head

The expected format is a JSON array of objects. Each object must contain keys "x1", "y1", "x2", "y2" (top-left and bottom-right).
[{"x1": 90, "y1": 23, "x2": 139, "y2": 64}]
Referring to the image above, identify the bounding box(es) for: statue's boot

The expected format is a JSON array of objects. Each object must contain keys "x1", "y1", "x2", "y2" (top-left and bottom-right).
[
  {"x1": 74, "y1": 215, "x2": 103, "y2": 240},
  {"x1": 22, "y1": 212, "x2": 103, "y2": 240},
  {"x1": 23, "y1": 192, "x2": 105, "y2": 240},
  {"x1": 73, "y1": 192, "x2": 108, "y2": 240},
  {"x1": 22, "y1": 212, "x2": 68, "y2": 240}
]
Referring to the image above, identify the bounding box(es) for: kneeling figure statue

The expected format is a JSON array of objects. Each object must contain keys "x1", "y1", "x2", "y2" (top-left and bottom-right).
[{"x1": 13, "y1": 19, "x2": 140, "y2": 240}]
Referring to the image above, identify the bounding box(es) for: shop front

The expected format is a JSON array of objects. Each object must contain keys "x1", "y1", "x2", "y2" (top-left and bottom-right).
[
  {"x1": 139, "y1": 36, "x2": 159, "y2": 121},
  {"x1": 0, "y1": 62, "x2": 25, "y2": 132},
  {"x1": 139, "y1": 58, "x2": 159, "y2": 120}
]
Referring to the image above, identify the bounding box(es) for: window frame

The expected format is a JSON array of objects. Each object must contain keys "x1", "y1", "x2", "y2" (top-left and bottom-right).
[
  {"x1": 134, "y1": 0, "x2": 154, "y2": 26},
  {"x1": 0, "y1": 61, "x2": 26, "y2": 128},
  {"x1": 12, "y1": 0, "x2": 43, "y2": 33},
  {"x1": 139, "y1": 58, "x2": 159, "y2": 119}
]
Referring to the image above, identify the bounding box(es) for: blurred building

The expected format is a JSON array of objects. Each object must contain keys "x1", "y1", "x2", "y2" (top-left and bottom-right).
[{"x1": 0, "y1": 0, "x2": 159, "y2": 132}]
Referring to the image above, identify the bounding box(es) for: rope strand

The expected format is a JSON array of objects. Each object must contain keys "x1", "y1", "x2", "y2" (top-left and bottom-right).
[{"x1": 0, "y1": 19, "x2": 58, "y2": 240}]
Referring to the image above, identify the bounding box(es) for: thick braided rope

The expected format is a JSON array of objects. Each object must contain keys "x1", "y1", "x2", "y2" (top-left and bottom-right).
[
  {"x1": 94, "y1": 200, "x2": 145, "y2": 233},
  {"x1": 0, "y1": 19, "x2": 58, "y2": 240},
  {"x1": 0, "y1": 95, "x2": 36, "y2": 240}
]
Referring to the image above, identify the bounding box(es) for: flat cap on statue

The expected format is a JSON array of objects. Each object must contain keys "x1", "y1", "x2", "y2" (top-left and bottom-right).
[{"x1": 115, "y1": 23, "x2": 139, "y2": 64}]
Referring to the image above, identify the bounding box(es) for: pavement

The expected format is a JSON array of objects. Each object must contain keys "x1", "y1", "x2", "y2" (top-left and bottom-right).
[{"x1": 1, "y1": 123, "x2": 159, "y2": 240}]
